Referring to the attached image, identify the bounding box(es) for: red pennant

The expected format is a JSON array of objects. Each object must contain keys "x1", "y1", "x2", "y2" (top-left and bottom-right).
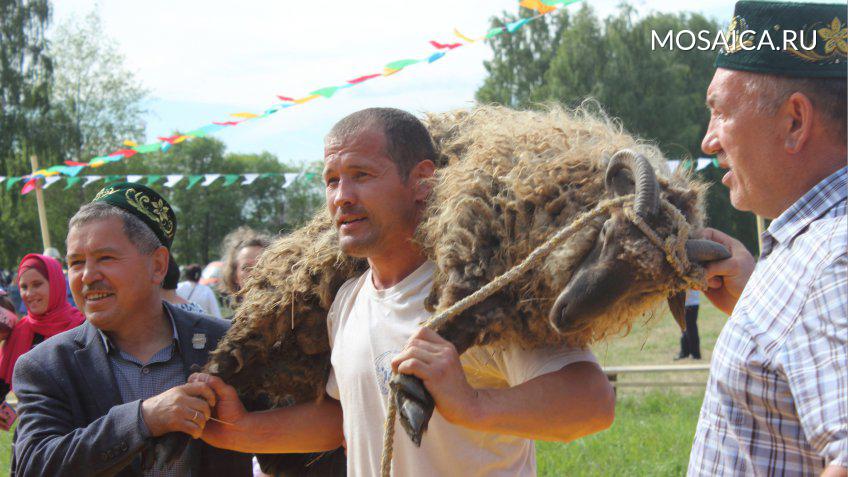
[
  {"x1": 276, "y1": 95, "x2": 295, "y2": 102},
  {"x1": 113, "y1": 149, "x2": 138, "y2": 158},
  {"x1": 347, "y1": 74, "x2": 382, "y2": 84},
  {"x1": 64, "y1": 160, "x2": 88, "y2": 166},
  {"x1": 429, "y1": 40, "x2": 462, "y2": 50},
  {"x1": 21, "y1": 178, "x2": 38, "y2": 195},
  {"x1": 212, "y1": 121, "x2": 241, "y2": 126}
]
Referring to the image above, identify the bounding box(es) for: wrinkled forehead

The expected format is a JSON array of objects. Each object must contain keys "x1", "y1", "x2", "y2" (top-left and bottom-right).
[
  {"x1": 706, "y1": 68, "x2": 750, "y2": 107},
  {"x1": 66, "y1": 216, "x2": 132, "y2": 253}
]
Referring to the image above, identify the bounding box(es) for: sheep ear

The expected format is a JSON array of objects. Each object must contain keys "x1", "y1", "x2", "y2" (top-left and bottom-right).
[{"x1": 668, "y1": 291, "x2": 687, "y2": 332}]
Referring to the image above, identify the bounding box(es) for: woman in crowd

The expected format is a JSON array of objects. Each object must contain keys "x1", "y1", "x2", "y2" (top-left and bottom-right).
[
  {"x1": 177, "y1": 264, "x2": 222, "y2": 318},
  {"x1": 220, "y1": 227, "x2": 271, "y2": 306},
  {"x1": 0, "y1": 254, "x2": 85, "y2": 400}
]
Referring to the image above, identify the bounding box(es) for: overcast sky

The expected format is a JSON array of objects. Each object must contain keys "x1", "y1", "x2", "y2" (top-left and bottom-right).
[{"x1": 48, "y1": 0, "x2": 771, "y2": 165}]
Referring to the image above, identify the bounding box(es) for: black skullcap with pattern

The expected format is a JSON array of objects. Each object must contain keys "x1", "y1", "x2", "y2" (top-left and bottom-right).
[
  {"x1": 91, "y1": 182, "x2": 177, "y2": 249},
  {"x1": 716, "y1": 1, "x2": 847, "y2": 78}
]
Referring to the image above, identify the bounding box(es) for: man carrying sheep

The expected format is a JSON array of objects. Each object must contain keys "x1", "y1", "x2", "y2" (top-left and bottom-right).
[
  {"x1": 688, "y1": 2, "x2": 847, "y2": 476},
  {"x1": 193, "y1": 107, "x2": 615, "y2": 475}
]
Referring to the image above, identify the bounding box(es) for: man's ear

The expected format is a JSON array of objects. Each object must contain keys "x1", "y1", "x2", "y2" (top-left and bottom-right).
[
  {"x1": 411, "y1": 159, "x2": 436, "y2": 202},
  {"x1": 783, "y1": 92, "x2": 814, "y2": 154},
  {"x1": 150, "y1": 246, "x2": 170, "y2": 285}
]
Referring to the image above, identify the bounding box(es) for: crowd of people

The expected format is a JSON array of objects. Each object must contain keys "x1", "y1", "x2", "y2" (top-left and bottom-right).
[{"x1": 0, "y1": 1, "x2": 844, "y2": 476}]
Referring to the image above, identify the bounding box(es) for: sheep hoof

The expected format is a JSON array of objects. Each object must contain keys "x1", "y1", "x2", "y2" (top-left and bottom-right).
[{"x1": 389, "y1": 373, "x2": 434, "y2": 446}]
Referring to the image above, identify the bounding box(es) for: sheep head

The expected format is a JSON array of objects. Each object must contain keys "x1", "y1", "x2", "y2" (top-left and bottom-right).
[{"x1": 548, "y1": 150, "x2": 730, "y2": 339}]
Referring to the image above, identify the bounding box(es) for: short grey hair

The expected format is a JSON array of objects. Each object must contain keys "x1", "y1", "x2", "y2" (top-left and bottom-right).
[
  {"x1": 743, "y1": 72, "x2": 846, "y2": 140},
  {"x1": 67, "y1": 202, "x2": 162, "y2": 254}
]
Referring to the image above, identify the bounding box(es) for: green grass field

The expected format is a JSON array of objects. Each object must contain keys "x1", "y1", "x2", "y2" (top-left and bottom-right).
[{"x1": 0, "y1": 302, "x2": 728, "y2": 475}]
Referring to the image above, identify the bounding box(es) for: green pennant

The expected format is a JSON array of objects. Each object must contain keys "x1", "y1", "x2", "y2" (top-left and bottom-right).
[
  {"x1": 104, "y1": 175, "x2": 122, "y2": 184},
  {"x1": 146, "y1": 175, "x2": 163, "y2": 186},
  {"x1": 259, "y1": 173, "x2": 275, "y2": 179},
  {"x1": 222, "y1": 174, "x2": 240, "y2": 186},
  {"x1": 309, "y1": 86, "x2": 340, "y2": 98},
  {"x1": 486, "y1": 26, "x2": 506, "y2": 38},
  {"x1": 63, "y1": 177, "x2": 83, "y2": 190},
  {"x1": 186, "y1": 175, "x2": 204, "y2": 189},
  {"x1": 133, "y1": 143, "x2": 161, "y2": 154},
  {"x1": 5, "y1": 177, "x2": 23, "y2": 191},
  {"x1": 384, "y1": 59, "x2": 420, "y2": 70},
  {"x1": 712, "y1": 158, "x2": 719, "y2": 168}
]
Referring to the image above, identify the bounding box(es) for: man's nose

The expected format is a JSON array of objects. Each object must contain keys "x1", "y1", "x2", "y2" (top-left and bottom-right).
[
  {"x1": 701, "y1": 122, "x2": 721, "y2": 156},
  {"x1": 333, "y1": 178, "x2": 356, "y2": 208},
  {"x1": 80, "y1": 259, "x2": 102, "y2": 285}
]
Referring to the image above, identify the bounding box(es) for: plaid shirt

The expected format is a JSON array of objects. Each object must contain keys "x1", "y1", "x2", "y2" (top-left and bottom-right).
[{"x1": 689, "y1": 166, "x2": 848, "y2": 476}]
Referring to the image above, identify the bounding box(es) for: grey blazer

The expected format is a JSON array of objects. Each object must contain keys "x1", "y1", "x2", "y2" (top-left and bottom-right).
[{"x1": 11, "y1": 302, "x2": 251, "y2": 476}]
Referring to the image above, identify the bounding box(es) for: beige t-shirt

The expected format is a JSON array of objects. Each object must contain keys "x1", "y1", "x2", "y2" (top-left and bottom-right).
[{"x1": 326, "y1": 261, "x2": 596, "y2": 477}]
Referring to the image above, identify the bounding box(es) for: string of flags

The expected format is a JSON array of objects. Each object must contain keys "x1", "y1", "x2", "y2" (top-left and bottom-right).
[
  {"x1": 0, "y1": 172, "x2": 313, "y2": 193},
  {"x1": 16, "y1": 0, "x2": 583, "y2": 194},
  {"x1": 666, "y1": 158, "x2": 720, "y2": 173}
]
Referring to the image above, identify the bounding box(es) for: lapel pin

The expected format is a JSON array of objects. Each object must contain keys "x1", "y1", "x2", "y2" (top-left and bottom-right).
[{"x1": 191, "y1": 333, "x2": 206, "y2": 350}]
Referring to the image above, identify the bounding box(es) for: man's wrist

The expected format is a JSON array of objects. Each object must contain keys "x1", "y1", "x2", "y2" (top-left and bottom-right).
[{"x1": 136, "y1": 400, "x2": 152, "y2": 439}]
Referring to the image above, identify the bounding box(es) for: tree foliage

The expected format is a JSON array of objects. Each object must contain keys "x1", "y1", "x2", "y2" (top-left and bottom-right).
[
  {"x1": 477, "y1": 4, "x2": 758, "y2": 253},
  {"x1": 49, "y1": 11, "x2": 148, "y2": 162}
]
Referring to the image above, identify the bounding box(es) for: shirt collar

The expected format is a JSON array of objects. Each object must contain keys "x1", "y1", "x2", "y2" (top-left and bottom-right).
[
  {"x1": 761, "y1": 166, "x2": 847, "y2": 257},
  {"x1": 99, "y1": 304, "x2": 180, "y2": 355}
]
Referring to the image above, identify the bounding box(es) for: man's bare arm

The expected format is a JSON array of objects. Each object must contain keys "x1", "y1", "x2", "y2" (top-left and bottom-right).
[
  {"x1": 190, "y1": 374, "x2": 344, "y2": 453},
  {"x1": 468, "y1": 361, "x2": 615, "y2": 441},
  {"x1": 393, "y1": 328, "x2": 615, "y2": 442}
]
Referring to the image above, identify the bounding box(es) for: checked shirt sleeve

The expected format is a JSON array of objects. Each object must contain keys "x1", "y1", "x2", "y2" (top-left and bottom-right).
[{"x1": 780, "y1": 252, "x2": 848, "y2": 468}]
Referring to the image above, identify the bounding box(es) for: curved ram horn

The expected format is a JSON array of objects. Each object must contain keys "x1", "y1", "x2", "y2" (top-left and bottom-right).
[
  {"x1": 685, "y1": 239, "x2": 731, "y2": 263},
  {"x1": 604, "y1": 149, "x2": 660, "y2": 219}
]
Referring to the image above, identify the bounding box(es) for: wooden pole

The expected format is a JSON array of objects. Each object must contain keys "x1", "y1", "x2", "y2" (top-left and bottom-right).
[
  {"x1": 755, "y1": 214, "x2": 766, "y2": 255},
  {"x1": 29, "y1": 155, "x2": 52, "y2": 251}
]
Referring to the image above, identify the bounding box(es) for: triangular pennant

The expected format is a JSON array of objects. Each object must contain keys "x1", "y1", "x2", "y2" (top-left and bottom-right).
[
  {"x1": 697, "y1": 159, "x2": 713, "y2": 170},
  {"x1": 241, "y1": 173, "x2": 259, "y2": 185},
  {"x1": 309, "y1": 86, "x2": 340, "y2": 98},
  {"x1": 667, "y1": 160, "x2": 681, "y2": 173},
  {"x1": 5, "y1": 177, "x2": 24, "y2": 191},
  {"x1": 104, "y1": 175, "x2": 122, "y2": 184},
  {"x1": 127, "y1": 175, "x2": 144, "y2": 183},
  {"x1": 146, "y1": 175, "x2": 163, "y2": 186},
  {"x1": 283, "y1": 173, "x2": 299, "y2": 188},
  {"x1": 201, "y1": 174, "x2": 221, "y2": 187},
  {"x1": 163, "y1": 175, "x2": 184, "y2": 187},
  {"x1": 64, "y1": 176, "x2": 83, "y2": 190},
  {"x1": 43, "y1": 176, "x2": 63, "y2": 189},
  {"x1": 83, "y1": 175, "x2": 103, "y2": 187},
  {"x1": 186, "y1": 175, "x2": 204, "y2": 189},
  {"x1": 21, "y1": 178, "x2": 38, "y2": 195},
  {"x1": 222, "y1": 174, "x2": 240, "y2": 186},
  {"x1": 0, "y1": 177, "x2": 5, "y2": 185}
]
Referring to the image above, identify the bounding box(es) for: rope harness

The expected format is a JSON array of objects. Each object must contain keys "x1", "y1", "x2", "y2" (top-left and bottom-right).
[{"x1": 380, "y1": 193, "x2": 703, "y2": 476}]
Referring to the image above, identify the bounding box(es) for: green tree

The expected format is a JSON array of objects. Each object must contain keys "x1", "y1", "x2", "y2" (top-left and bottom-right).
[
  {"x1": 49, "y1": 10, "x2": 148, "y2": 162},
  {"x1": 476, "y1": 3, "x2": 759, "y2": 253},
  {"x1": 0, "y1": 0, "x2": 58, "y2": 268},
  {"x1": 476, "y1": 8, "x2": 568, "y2": 107}
]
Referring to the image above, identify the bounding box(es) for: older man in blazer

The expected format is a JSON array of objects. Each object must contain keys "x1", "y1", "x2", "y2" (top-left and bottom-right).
[{"x1": 12, "y1": 183, "x2": 251, "y2": 476}]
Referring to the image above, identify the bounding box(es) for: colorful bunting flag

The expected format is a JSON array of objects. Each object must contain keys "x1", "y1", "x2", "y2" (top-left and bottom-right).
[
  {"x1": 164, "y1": 175, "x2": 184, "y2": 187},
  {"x1": 17, "y1": 0, "x2": 582, "y2": 192},
  {"x1": 64, "y1": 177, "x2": 83, "y2": 189},
  {"x1": 186, "y1": 175, "x2": 204, "y2": 189}
]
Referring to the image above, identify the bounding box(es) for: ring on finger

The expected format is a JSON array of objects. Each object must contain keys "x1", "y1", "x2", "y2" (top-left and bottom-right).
[{"x1": 192, "y1": 410, "x2": 199, "y2": 423}]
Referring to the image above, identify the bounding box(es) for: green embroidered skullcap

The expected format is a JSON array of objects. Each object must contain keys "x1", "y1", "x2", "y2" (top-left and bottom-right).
[
  {"x1": 716, "y1": 1, "x2": 847, "y2": 78},
  {"x1": 91, "y1": 182, "x2": 177, "y2": 249}
]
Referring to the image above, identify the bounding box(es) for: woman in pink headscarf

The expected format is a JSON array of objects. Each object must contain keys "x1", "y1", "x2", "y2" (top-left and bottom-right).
[{"x1": 0, "y1": 254, "x2": 84, "y2": 399}]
